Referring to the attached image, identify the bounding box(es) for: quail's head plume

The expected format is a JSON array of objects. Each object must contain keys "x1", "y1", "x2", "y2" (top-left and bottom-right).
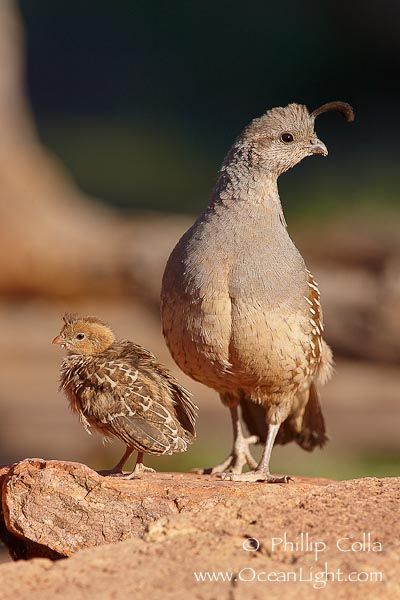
[
  {"x1": 161, "y1": 101, "x2": 354, "y2": 483},
  {"x1": 53, "y1": 313, "x2": 197, "y2": 479},
  {"x1": 220, "y1": 101, "x2": 354, "y2": 178}
]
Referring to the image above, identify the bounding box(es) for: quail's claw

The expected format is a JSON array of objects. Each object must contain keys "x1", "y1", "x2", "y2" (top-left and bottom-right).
[
  {"x1": 195, "y1": 433, "x2": 259, "y2": 475},
  {"x1": 101, "y1": 462, "x2": 156, "y2": 479},
  {"x1": 192, "y1": 455, "x2": 234, "y2": 475},
  {"x1": 98, "y1": 467, "x2": 124, "y2": 477},
  {"x1": 125, "y1": 464, "x2": 156, "y2": 480},
  {"x1": 220, "y1": 471, "x2": 292, "y2": 483}
]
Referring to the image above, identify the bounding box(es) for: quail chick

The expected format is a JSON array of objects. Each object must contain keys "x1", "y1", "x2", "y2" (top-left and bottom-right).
[
  {"x1": 53, "y1": 313, "x2": 197, "y2": 478},
  {"x1": 161, "y1": 101, "x2": 353, "y2": 483}
]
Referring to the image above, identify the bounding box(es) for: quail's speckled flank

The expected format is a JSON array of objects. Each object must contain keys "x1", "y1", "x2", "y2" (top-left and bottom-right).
[
  {"x1": 161, "y1": 101, "x2": 354, "y2": 483},
  {"x1": 53, "y1": 314, "x2": 197, "y2": 478}
]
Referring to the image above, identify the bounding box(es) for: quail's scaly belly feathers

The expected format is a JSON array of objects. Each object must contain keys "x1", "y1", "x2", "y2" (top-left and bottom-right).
[{"x1": 162, "y1": 221, "x2": 317, "y2": 397}]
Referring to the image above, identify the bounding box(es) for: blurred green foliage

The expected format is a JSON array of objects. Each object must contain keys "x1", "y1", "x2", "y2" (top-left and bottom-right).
[
  {"x1": 88, "y1": 420, "x2": 400, "y2": 481},
  {"x1": 40, "y1": 117, "x2": 399, "y2": 218},
  {"x1": 92, "y1": 442, "x2": 400, "y2": 481},
  {"x1": 19, "y1": 0, "x2": 400, "y2": 217}
]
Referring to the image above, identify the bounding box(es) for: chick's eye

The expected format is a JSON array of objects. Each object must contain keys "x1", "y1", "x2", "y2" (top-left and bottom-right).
[
  {"x1": 76, "y1": 333, "x2": 85, "y2": 340},
  {"x1": 280, "y1": 132, "x2": 294, "y2": 143}
]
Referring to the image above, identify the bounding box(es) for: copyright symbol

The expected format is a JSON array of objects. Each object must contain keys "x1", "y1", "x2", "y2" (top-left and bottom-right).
[{"x1": 242, "y1": 537, "x2": 260, "y2": 552}]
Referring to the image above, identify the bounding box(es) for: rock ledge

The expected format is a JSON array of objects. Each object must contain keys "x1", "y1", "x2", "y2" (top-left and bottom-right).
[{"x1": 0, "y1": 460, "x2": 399, "y2": 599}]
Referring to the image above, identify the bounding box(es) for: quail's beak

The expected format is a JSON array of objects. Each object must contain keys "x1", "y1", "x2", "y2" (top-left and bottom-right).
[
  {"x1": 309, "y1": 138, "x2": 328, "y2": 156},
  {"x1": 52, "y1": 335, "x2": 63, "y2": 345}
]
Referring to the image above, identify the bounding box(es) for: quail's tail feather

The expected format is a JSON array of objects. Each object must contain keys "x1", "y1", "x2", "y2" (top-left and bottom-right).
[
  {"x1": 162, "y1": 371, "x2": 197, "y2": 439},
  {"x1": 316, "y1": 340, "x2": 334, "y2": 385},
  {"x1": 240, "y1": 382, "x2": 329, "y2": 451},
  {"x1": 284, "y1": 383, "x2": 329, "y2": 451}
]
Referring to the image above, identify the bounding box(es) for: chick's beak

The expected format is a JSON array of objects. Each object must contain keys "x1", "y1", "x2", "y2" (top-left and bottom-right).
[
  {"x1": 309, "y1": 138, "x2": 328, "y2": 156},
  {"x1": 52, "y1": 335, "x2": 63, "y2": 345}
]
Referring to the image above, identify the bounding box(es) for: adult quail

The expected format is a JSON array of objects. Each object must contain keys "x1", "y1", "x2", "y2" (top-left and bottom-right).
[
  {"x1": 53, "y1": 313, "x2": 197, "y2": 478},
  {"x1": 161, "y1": 101, "x2": 354, "y2": 482}
]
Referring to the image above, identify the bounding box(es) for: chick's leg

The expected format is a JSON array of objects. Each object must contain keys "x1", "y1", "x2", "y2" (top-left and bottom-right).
[
  {"x1": 195, "y1": 403, "x2": 258, "y2": 475},
  {"x1": 100, "y1": 446, "x2": 134, "y2": 476},
  {"x1": 222, "y1": 423, "x2": 291, "y2": 483}
]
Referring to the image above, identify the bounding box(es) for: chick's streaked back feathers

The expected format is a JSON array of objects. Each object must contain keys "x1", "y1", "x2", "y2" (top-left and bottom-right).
[{"x1": 60, "y1": 339, "x2": 197, "y2": 455}]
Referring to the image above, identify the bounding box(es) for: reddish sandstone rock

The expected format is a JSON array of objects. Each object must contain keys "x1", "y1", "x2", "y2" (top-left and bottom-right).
[
  {"x1": 0, "y1": 462, "x2": 398, "y2": 599},
  {"x1": 0, "y1": 459, "x2": 332, "y2": 559}
]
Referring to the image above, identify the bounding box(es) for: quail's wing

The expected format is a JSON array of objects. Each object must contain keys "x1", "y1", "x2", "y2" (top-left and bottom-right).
[
  {"x1": 110, "y1": 386, "x2": 190, "y2": 455},
  {"x1": 154, "y1": 365, "x2": 197, "y2": 437},
  {"x1": 104, "y1": 341, "x2": 197, "y2": 439},
  {"x1": 84, "y1": 358, "x2": 190, "y2": 455}
]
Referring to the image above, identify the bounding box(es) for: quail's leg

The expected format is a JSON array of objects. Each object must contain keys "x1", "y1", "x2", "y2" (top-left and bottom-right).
[
  {"x1": 99, "y1": 446, "x2": 134, "y2": 476},
  {"x1": 221, "y1": 423, "x2": 292, "y2": 483},
  {"x1": 125, "y1": 451, "x2": 155, "y2": 479},
  {"x1": 194, "y1": 405, "x2": 258, "y2": 475}
]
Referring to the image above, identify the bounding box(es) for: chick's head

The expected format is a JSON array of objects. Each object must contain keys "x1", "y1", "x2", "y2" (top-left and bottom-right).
[{"x1": 52, "y1": 313, "x2": 115, "y2": 355}]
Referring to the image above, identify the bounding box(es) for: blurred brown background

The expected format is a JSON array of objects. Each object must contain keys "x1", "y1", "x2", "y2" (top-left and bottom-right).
[{"x1": 0, "y1": 0, "x2": 399, "y2": 482}]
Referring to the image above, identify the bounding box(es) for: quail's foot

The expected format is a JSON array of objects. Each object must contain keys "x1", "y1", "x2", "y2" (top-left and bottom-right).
[
  {"x1": 125, "y1": 463, "x2": 156, "y2": 480},
  {"x1": 98, "y1": 458, "x2": 133, "y2": 477},
  {"x1": 220, "y1": 470, "x2": 292, "y2": 483},
  {"x1": 98, "y1": 466, "x2": 124, "y2": 477},
  {"x1": 99, "y1": 466, "x2": 155, "y2": 479},
  {"x1": 99, "y1": 447, "x2": 134, "y2": 477},
  {"x1": 194, "y1": 434, "x2": 259, "y2": 475}
]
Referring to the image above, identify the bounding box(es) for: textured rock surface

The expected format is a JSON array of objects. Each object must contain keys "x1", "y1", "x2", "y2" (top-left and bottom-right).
[
  {"x1": 0, "y1": 461, "x2": 399, "y2": 599},
  {"x1": 0, "y1": 459, "x2": 330, "y2": 559}
]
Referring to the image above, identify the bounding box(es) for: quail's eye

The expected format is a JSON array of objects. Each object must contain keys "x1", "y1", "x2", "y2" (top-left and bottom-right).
[
  {"x1": 280, "y1": 132, "x2": 294, "y2": 143},
  {"x1": 76, "y1": 333, "x2": 85, "y2": 340}
]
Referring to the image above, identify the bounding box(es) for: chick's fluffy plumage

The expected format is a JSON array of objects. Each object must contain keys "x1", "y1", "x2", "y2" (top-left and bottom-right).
[{"x1": 56, "y1": 314, "x2": 196, "y2": 460}]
